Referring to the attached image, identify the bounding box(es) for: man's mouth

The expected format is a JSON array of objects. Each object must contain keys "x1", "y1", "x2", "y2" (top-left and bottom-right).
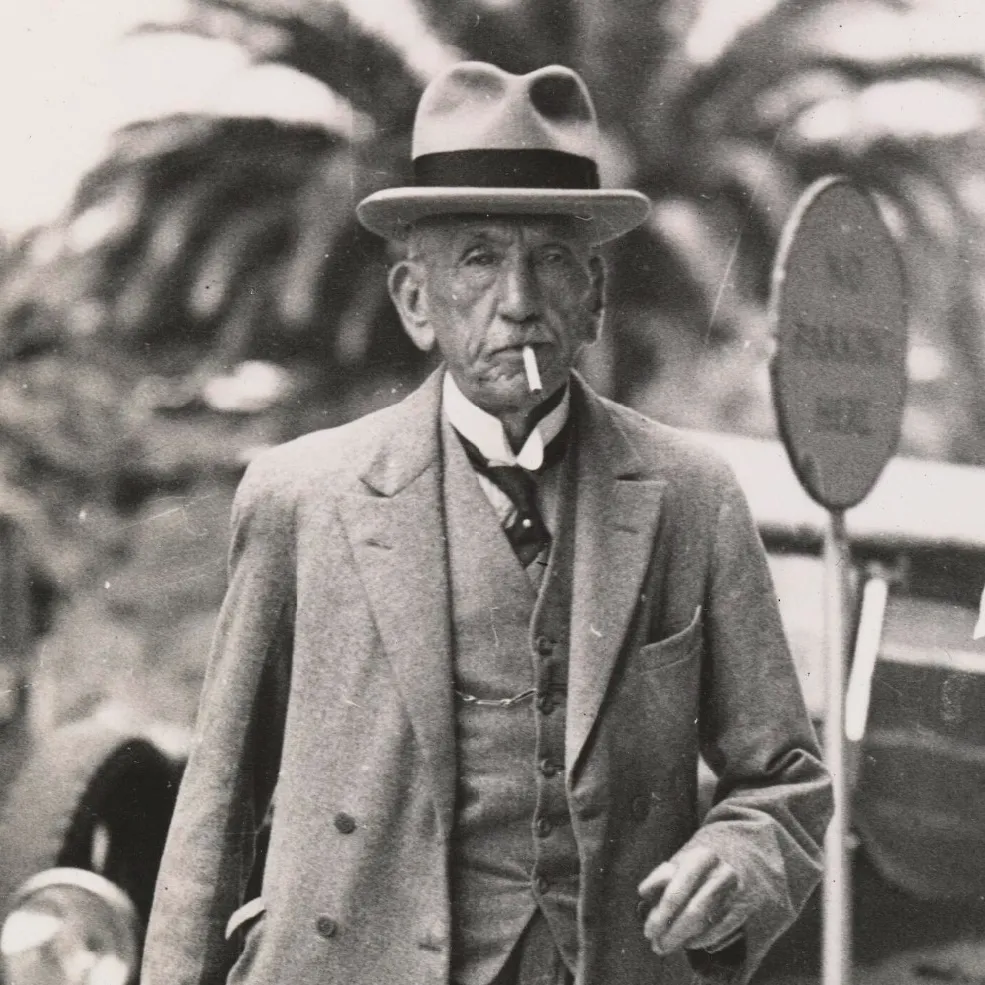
[{"x1": 492, "y1": 341, "x2": 549, "y2": 358}]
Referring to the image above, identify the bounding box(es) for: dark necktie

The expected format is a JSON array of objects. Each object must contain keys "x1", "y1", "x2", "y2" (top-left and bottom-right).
[
  {"x1": 457, "y1": 424, "x2": 569, "y2": 567},
  {"x1": 479, "y1": 463, "x2": 550, "y2": 566}
]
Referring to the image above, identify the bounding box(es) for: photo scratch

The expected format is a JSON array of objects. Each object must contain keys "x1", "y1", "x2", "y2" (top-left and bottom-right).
[{"x1": 704, "y1": 127, "x2": 783, "y2": 347}]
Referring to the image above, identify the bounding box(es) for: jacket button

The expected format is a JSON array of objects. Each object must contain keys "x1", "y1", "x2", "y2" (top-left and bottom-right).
[
  {"x1": 315, "y1": 915, "x2": 338, "y2": 939},
  {"x1": 539, "y1": 758, "x2": 561, "y2": 778},
  {"x1": 535, "y1": 635, "x2": 555, "y2": 656},
  {"x1": 631, "y1": 795, "x2": 650, "y2": 822},
  {"x1": 334, "y1": 812, "x2": 357, "y2": 834},
  {"x1": 535, "y1": 817, "x2": 553, "y2": 838},
  {"x1": 636, "y1": 900, "x2": 650, "y2": 921},
  {"x1": 534, "y1": 875, "x2": 549, "y2": 895}
]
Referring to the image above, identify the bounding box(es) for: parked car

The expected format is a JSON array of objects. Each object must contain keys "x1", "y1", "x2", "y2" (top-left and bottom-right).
[
  {"x1": 0, "y1": 709, "x2": 185, "y2": 985},
  {"x1": 2, "y1": 429, "x2": 984, "y2": 983},
  {"x1": 695, "y1": 429, "x2": 985, "y2": 903}
]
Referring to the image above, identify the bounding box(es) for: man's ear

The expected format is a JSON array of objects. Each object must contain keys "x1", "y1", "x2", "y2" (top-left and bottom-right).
[
  {"x1": 585, "y1": 252, "x2": 607, "y2": 344},
  {"x1": 388, "y1": 260, "x2": 435, "y2": 352}
]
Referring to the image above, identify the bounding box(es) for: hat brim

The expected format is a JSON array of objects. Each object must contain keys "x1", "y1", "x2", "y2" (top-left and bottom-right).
[{"x1": 356, "y1": 187, "x2": 651, "y2": 244}]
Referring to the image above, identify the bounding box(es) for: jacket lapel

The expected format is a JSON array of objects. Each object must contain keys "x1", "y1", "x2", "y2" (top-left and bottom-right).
[
  {"x1": 566, "y1": 377, "x2": 667, "y2": 776},
  {"x1": 335, "y1": 369, "x2": 457, "y2": 838},
  {"x1": 334, "y1": 369, "x2": 667, "y2": 815}
]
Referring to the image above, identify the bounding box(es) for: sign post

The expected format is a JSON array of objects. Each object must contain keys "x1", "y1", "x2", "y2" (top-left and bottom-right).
[
  {"x1": 821, "y1": 508, "x2": 851, "y2": 985},
  {"x1": 769, "y1": 176, "x2": 908, "y2": 985}
]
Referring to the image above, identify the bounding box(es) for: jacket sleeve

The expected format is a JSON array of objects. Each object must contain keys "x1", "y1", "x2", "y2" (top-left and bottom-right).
[
  {"x1": 141, "y1": 456, "x2": 295, "y2": 985},
  {"x1": 683, "y1": 465, "x2": 833, "y2": 984}
]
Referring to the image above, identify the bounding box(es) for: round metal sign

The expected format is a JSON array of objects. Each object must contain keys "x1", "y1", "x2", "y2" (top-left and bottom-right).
[{"x1": 770, "y1": 176, "x2": 908, "y2": 510}]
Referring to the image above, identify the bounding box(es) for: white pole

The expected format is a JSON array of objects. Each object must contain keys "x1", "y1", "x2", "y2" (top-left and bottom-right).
[
  {"x1": 822, "y1": 509, "x2": 851, "y2": 985},
  {"x1": 844, "y1": 574, "x2": 889, "y2": 744}
]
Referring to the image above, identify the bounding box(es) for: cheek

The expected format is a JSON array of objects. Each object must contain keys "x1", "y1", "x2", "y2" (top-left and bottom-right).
[
  {"x1": 429, "y1": 293, "x2": 492, "y2": 361},
  {"x1": 432, "y1": 273, "x2": 478, "y2": 314},
  {"x1": 545, "y1": 283, "x2": 598, "y2": 347},
  {"x1": 561, "y1": 312, "x2": 599, "y2": 352}
]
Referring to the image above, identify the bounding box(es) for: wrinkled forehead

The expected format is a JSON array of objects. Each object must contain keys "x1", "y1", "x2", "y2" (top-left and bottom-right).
[{"x1": 409, "y1": 213, "x2": 595, "y2": 251}]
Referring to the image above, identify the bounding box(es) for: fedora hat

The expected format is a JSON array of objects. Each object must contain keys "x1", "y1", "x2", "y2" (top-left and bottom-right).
[{"x1": 356, "y1": 62, "x2": 651, "y2": 244}]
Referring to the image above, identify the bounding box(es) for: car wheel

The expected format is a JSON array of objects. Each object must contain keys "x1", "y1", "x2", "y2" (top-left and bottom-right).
[{"x1": 0, "y1": 714, "x2": 184, "y2": 925}]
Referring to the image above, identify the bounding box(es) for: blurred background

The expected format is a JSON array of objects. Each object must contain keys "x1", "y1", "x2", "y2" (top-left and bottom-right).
[
  {"x1": 0, "y1": 0, "x2": 982, "y2": 726},
  {"x1": 0, "y1": 1, "x2": 984, "y2": 981}
]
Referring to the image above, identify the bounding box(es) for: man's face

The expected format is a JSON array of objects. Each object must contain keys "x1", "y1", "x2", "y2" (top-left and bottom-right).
[{"x1": 389, "y1": 215, "x2": 605, "y2": 418}]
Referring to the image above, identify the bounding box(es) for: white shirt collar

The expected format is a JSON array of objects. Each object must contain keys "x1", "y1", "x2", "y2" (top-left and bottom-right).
[{"x1": 442, "y1": 370, "x2": 570, "y2": 471}]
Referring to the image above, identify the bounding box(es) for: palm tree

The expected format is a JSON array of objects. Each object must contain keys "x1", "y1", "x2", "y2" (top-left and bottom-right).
[
  {"x1": 1, "y1": 0, "x2": 984, "y2": 723},
  {"x1": 4, "y1": 0, "x2": 985, "y2": 445},
  {"x1": 615, "y1": 0, "x2": 985, "y2": 464}
]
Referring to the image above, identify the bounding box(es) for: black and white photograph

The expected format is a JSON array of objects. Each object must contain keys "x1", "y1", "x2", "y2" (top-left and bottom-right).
[{"x1": 0, "y1": 3, "x2": 983, "y2": 984}]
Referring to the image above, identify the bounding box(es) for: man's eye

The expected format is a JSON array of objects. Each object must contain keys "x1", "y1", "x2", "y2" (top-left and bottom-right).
[
  {"x1": 464, "y1": 251, "x2": 496, "y2": 267},
  {"x1": 538, "y1": 249, "x2": 569, "y2": 265}
]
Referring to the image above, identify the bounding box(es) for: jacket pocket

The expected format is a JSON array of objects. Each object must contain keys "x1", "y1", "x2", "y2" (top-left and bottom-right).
[{"x1": 638, "y1": 605, "x2": 703, "y2": 672}]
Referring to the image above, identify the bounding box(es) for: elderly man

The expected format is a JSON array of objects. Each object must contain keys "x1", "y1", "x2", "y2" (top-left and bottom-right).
[{"x1": 142, "y1": 62, "x2": 832, "y2": 985}]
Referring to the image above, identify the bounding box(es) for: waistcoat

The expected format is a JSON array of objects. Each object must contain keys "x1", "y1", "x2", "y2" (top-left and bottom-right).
[{"x1": 442, "y1": 418, "x2": 579, "y2": 985}]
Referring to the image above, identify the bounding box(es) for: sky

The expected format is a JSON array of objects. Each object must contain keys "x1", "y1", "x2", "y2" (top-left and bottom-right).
[
  {"x1": 3, "y1": 0, "x2": 975, "y2": 239},
  {"x1": 0, "y1": 3, "x2": 149, "y2": 236},
  {"x1": 0, "y1": 0, "x2": 440, "y2": 237},
  {"x1": 0, "y1": 0, "x2": 778, "y2": 239}
]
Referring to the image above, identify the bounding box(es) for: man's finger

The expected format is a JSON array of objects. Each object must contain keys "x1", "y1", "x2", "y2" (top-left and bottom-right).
[
  {"x1": 648, "y1": 861, "x2": 739, "y2": 954},
  {"x1": 637, "y1": 861, "x2": 676, "y2": 900},
  {"x1": 639, "y1": 848, "x2": 718, "y2": 945},
  {"x1": 646, "y1": 863, "x2": 738, "y2": 954}
]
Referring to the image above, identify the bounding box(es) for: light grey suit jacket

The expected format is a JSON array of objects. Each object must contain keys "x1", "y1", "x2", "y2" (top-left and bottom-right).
[{"x1": 142, "y1": 368, "x2": 831, "y2": 985}]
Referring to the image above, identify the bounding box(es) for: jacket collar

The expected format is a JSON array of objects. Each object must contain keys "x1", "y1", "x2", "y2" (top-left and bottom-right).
[
  {"x1": 356, "y1": 366, "x2": 641, "y2": 494},
  {"x1": 357, "y1": 367, "x2": 444, "y2": 497}
]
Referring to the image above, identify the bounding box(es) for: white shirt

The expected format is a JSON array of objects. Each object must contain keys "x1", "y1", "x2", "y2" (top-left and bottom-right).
[{"x1": 442, "y1": 371, "x2": 570, "y2": 535}]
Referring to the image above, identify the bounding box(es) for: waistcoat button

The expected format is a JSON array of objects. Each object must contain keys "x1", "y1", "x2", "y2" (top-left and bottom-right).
[
  {"x1": 316, "y1": 915, "x2": 338, "y2": 939},
  {"x1": 631, "y1": 795, "x2": 650, "y2": 822},
  {"x1": 535, "y1": 817, "x2": 553, "y2": 837},
  {"x1": 334, "y1": 812, "x2": 357, "y2": 834},
  {"x1": 536, "y1": 693, "x2": 556, "y2": 715},
  {"x1": 534, "y1": 875, "x2": 549, "y2": 895},
  {"x1": 636, "y1": 900, "x2": 650, "y2": 921},
  {"x1": 535, "y1": 635, "x2": 555, "y2": 656},
  {"x1": 539, "y1": 757, "x2": 561, "y2": 778}
]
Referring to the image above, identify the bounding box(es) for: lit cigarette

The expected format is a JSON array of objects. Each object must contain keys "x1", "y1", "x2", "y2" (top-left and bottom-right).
[{"x1": 522, "y1": 345, "x2": 542, "y2": 392}]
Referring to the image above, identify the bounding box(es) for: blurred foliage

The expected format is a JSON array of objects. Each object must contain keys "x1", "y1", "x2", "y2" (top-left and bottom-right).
[{"x1": 1, "y1": 0, "x2": 985, "y2": 724}]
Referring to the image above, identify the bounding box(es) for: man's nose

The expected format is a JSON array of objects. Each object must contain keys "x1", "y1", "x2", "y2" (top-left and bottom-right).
[{"x1": 498, "y1": 257, "x2": 541, "y2": 324}]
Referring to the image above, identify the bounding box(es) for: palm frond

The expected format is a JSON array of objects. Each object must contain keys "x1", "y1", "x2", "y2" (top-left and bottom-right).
[{"x1": 3, "y1": 0, "x2": 985, "y2": 604}]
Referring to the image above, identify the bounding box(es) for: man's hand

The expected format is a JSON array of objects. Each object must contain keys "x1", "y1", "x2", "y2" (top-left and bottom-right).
[{"x1": 638, "y1": 844, "x2": 745, "y2": 956}]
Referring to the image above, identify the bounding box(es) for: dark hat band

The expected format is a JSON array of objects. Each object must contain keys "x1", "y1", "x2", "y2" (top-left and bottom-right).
[{"x1": 413, "y1": 149, "x2": 600, "y2": 190}]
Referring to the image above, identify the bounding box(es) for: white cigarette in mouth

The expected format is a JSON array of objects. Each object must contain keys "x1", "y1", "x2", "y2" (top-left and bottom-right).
[{"x1": 522, "y1": 345, "x2": 542, "y2": 392}]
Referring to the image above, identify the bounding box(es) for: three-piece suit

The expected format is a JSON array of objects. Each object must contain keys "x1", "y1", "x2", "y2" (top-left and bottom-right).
[{"x1": 142, "y1": 368, "x2": 831, "y2": 985}]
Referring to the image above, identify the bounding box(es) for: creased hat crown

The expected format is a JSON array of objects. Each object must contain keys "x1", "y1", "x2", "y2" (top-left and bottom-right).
[
  {"x1": 356, "y1": 61, "x2": 650, "y2": 243},
  {"x1": 412, "y1": 62, "x2": 598, "y2": 159}
]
